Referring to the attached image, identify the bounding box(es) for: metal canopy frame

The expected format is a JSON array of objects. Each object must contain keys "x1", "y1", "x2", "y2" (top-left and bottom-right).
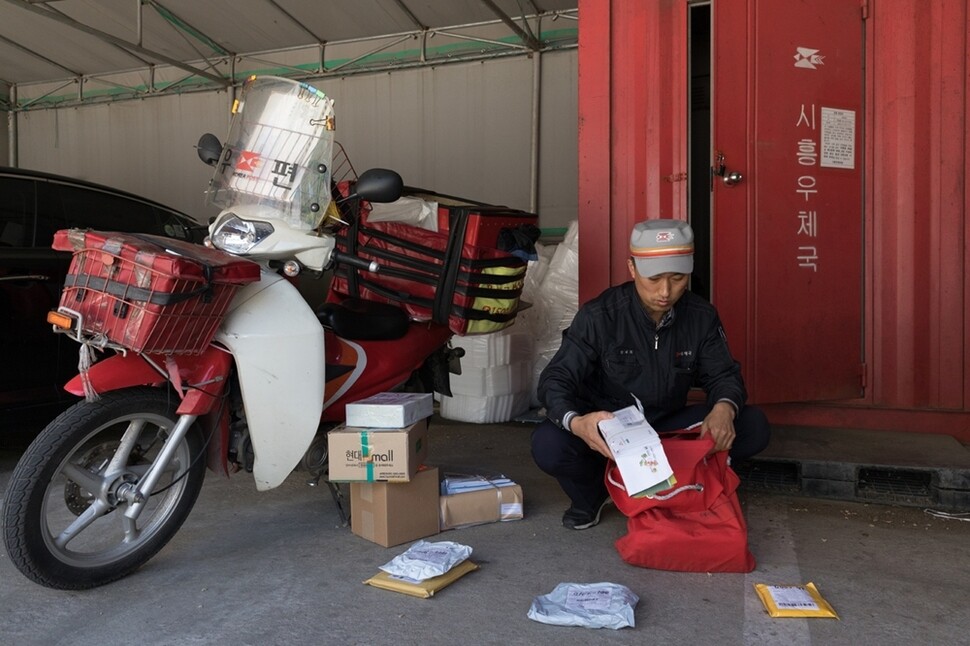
[{"x1": 0, "y1": 0, "x2": 578, "y2": 112}]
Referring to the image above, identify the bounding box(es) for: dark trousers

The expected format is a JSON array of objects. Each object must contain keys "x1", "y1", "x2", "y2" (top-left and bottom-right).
[{"x1": 530, "y1": 404, "x2": 771, "y2": 514}]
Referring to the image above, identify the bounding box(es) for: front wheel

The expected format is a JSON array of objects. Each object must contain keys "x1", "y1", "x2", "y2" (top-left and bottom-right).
[{"x1": 2, "y1": 388, "x2": 206, "y2": 589}]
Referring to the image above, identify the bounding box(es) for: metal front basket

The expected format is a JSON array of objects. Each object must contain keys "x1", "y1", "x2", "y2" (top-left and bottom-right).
[{"x1": 59, "y1": 246, "x2": 240, "y2": 355}]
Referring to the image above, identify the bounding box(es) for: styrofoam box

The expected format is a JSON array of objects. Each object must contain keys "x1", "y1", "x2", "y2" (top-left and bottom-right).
[
  {"x1": 450, "y1": 360, "x2": 531, "y2": 397},
  {"x1": 452, "y1": 329, "x2": 533, "y2": 367},
  {"x1": 345, "y1": 392, "x2": 433, "y2": 428},
  {"x1": 438, "y1": 389, "x2": 532, "y2": 424}
]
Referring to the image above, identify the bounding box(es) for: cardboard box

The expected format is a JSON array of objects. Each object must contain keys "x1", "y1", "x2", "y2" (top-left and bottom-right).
[
  {"x1": 345, "y1": 392, "x2": 434, "y2": 428},
  {"x1": 328, "y1": 419, "x2": 428, "y2": 482},
  {"x1": 439, "y1": 484, "x2": 524, "y2": 530},
  {"x1": 350, "y1": 467, "x2": 440, "y2": 547}
]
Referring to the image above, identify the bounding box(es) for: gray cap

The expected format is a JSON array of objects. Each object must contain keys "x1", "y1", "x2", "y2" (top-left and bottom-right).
[{"x1": 629, "y1": 219, "x2": 694, "y2": 277}]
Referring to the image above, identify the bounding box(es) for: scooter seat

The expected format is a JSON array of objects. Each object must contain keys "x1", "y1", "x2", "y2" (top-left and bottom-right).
[{"x1": 316, "y1": 297, "x2": 410, "y2": 340}]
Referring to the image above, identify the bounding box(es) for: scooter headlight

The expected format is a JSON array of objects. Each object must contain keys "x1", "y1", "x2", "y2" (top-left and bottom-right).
[{"x1": 210, "y1": 214, "x2": 274, "y2": 254}]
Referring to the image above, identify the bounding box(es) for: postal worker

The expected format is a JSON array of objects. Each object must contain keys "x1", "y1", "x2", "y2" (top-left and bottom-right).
[{"x1": 531, "y1": 219, "x2": 770, "y2": 529}]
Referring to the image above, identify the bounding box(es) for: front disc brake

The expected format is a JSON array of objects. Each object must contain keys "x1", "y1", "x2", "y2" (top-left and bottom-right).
[{"x1": 62, "y1": 441, "x2": 145, "y2": 516}]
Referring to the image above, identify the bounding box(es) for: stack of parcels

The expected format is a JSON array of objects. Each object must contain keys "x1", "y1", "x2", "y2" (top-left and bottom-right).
[
  {"x1": 363, "y1": 540, "x2": 479, "y2": 599},
  {"x1": 438, "y1": 327, "x2": 534, "y2": 423},
  {"x1": 327, "y1": 392, "x2": 441, "y2": 547},
  {"x1": 439, "y1": 470, "x2": 524, "y2": 530}
]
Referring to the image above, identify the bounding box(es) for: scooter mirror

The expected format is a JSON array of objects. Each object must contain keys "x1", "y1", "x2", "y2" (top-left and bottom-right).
[
  {"x1": 352, "y1": 168, "x2": 404, "y2": 204},
  {"x1": 196, "y1": 133, "x2": 223, "y2": 166}
]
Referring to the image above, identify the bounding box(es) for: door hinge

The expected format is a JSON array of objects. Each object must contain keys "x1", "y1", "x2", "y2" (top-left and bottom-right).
[
  {"x1": 858, "y1": 362, "x2": 867, "y2": 389},
  {"x1": 860, "y1": 0, "x2": 869, "y2": 20}
]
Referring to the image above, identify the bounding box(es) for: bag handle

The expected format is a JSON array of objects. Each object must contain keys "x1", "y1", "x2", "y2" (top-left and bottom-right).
[
  {"x1": 606, "y1": 463, "x2": 704, "y2": 500},
  {"x1": 606, "y1": 464, "x2": 627, "y2": 492}
]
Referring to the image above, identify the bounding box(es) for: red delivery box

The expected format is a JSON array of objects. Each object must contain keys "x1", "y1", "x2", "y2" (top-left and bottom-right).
[
  {"x1": 404, "y1": 188, "x2": 538, "y2": 249},
  {"x1": 330, "y1": 213, "x2": 527, "y2": 336},
  {"x1": 53, "y1": 229, "x2": 261, "y2": 354}
]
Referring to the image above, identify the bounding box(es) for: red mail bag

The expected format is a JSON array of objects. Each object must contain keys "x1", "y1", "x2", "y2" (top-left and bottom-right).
[{"x1": 605, "y1": 433, "x2": 756, "y2": 573}]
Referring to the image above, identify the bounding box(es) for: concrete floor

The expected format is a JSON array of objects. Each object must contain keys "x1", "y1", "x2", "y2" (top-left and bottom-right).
[{"x1": 2, "y1": 415, "x2": 969, "y2": 646}]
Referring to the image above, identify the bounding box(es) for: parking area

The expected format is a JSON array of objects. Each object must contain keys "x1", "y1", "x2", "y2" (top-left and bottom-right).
[{"x1": 2, "y1": 415, "x2": 969, "y2": 646}]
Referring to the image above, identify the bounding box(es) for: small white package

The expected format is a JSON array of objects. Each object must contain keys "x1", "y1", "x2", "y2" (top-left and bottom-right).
[
  {"x1": 344, "y1": 392, "x2": 433, "y2": 428},
  {"x1": 527, "y1": 582, "x2": 639, "y2": 629},
  {"x1": 378, "y1": 540, "x2": 473, "y2": 582}
]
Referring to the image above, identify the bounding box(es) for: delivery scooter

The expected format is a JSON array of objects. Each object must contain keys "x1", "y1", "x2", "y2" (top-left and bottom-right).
[{"x1": 1, "y1": 75, "x2": 463, "y2": 590}]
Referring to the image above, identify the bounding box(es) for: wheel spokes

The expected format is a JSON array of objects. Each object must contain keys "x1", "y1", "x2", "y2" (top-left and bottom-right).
[
  {"x1": 104, "y1": 419, "x2": 149, "y2": 477},
  {"x1": 51, "y1": 420, "x2": 160, "y2": 552},
  {"x1": 53, "y1": 498, "x2": 112, "y2": 550},
  {"x1": 120, "y1": 514, "x2": 141, "y2": 544},
  {"x1": 60, "y1": 462, "x2": 105, "y2": 500}
]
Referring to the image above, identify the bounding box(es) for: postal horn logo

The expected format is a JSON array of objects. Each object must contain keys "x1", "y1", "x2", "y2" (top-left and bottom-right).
[
  {"x1": 794, "y1": 47, "x2": 825, "y2": 70},
  {"x1": 656, "y1": 231, "x2": 673, "y2": 242}
]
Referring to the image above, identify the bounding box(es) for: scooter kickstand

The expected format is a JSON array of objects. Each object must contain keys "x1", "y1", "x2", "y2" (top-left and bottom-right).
[{"x1": 326, "y1": 481, "x2": 349, "y2": 527}]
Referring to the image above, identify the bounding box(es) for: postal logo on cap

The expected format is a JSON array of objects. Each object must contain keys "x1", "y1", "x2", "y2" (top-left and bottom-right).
[{"x1": 656, "y1": 232, "x2": 673, "y2": 242}]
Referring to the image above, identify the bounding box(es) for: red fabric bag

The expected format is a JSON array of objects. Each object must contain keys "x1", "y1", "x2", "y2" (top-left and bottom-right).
[{"x1": 605, "y1": 432, "x2": 756, "y2": 573}]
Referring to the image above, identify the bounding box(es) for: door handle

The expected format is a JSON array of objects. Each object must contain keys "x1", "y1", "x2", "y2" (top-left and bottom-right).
[{"x1": 712, "y1": 151, "x2": 744, "y2": 188}]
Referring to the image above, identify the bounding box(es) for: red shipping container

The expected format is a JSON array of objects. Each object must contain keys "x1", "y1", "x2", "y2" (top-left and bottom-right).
[{"x1": 53, "y1": 229, "x2": 261, "y2": 355}]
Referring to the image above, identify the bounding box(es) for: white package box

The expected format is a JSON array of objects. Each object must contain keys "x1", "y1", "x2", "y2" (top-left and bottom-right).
[
  {"x1": 450, "y1": 361, "x2": 531, "y2": 397},
  {"x1": 438, "y1": 390, "x2": 531, "y2": 424},
  {"x1": 345, "y1": 392, "x2": 434, "y2": 428},
  {"x1": 452, "y1": 329, "x2": 533, "y2": 367}
]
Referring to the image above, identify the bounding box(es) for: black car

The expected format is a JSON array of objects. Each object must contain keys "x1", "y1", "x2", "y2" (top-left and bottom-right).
[{"x1": 0, "y1": 166, "x2": 206, "y2": 420}]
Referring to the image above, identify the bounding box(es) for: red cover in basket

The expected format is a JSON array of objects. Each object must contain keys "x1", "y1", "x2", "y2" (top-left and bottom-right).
[
  {"x1": 53, "y1": 229, "x2": 261, "y2": 354},
  {"x1": 53, "y1": 229, "x2": 261, "y2": 284}
]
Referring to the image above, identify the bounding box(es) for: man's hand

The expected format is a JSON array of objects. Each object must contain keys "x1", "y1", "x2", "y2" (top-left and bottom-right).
[
  {"x1": 700, "y1": 402, "x2": 736, "y2": 453},
  {"x1": 570, "y1": 411, "x2": 615, "y2": 458}
]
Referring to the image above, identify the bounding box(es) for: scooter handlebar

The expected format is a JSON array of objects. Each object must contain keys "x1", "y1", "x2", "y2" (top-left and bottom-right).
[{"x1": 330, "y1": 249, "x2": 380, "y2": 273}]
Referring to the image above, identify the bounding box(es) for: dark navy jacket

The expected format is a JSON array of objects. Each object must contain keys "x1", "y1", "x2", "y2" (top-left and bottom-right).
[{"x1": 538, "y1": 282, "x2": 746, "y2": 429}]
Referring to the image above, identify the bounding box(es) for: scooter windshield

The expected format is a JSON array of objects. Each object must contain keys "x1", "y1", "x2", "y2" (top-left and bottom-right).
[{"x1": 205, "y1": 75, "x2": 336, "y2": 231}]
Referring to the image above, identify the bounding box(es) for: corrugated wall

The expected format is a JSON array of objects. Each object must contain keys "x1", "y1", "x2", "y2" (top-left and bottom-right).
[
  {"x1": 868, "y1": 0, "x2": 969, "y2": 412},
  {"x1": 15, "y1": 92, "x2": 228, "y2": 222},
  {"x1": 14, "y1": 52, "x2": 578, "y2": 230},
  {"x1": 577, "y1": 0, "x2": 686, "y2": 303}
]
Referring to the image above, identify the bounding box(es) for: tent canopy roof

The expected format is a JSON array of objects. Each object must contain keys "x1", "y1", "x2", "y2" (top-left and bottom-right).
[{"x1": 0, "y1": 0, "x2": 577, "y2": 93}]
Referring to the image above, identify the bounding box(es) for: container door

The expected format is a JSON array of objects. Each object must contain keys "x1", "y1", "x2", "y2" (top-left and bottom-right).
[{"x1": 711, "y1": 0, "x2": 865, "y2": 402}]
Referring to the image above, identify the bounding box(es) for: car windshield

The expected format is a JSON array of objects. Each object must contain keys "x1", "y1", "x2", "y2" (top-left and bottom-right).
[{"x1": 204, "y1": 75, "x2": 336, "y2": 231}]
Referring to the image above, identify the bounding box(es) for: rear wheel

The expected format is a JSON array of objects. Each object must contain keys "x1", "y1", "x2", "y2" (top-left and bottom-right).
[{"x1": 2, "y1": 388, "x2": 206, "y2": 589}]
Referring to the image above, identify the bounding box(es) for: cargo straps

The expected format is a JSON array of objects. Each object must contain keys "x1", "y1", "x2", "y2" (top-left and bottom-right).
[{"x1": 63, "y1": 266, "x2": 215, "y2": 306}]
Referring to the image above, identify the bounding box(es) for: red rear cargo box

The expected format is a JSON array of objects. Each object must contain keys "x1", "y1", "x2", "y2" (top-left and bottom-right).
[
  {"x1": 404, "y1": 188, "x2": 538, "y2": 249},
  {"x1": 331, "y1": 212, "x2": 528, "y2": 336}
]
